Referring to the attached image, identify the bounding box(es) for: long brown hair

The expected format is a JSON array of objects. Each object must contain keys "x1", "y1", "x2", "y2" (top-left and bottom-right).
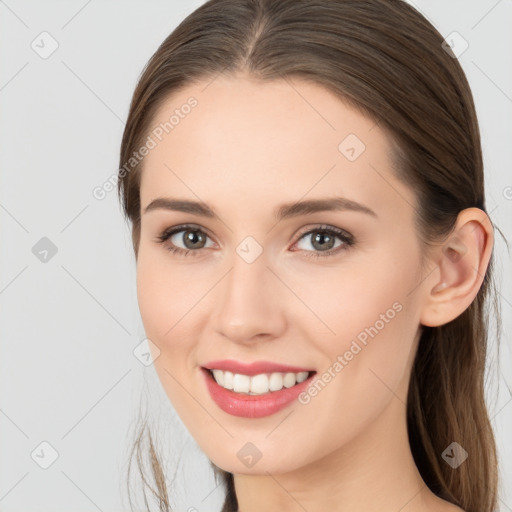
[{"x1": 117, "y1": 1, "x2": 503, "y2": 510}]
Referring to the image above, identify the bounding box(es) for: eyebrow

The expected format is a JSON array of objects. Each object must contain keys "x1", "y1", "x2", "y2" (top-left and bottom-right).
[{"x1": 143, "y1": 196, "x2": 377, "y2": 220}]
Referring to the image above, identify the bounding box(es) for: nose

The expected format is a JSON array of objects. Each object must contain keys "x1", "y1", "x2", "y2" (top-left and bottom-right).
[{"x1": 212, "y1": 249, "x2": 287, "y2": 345}]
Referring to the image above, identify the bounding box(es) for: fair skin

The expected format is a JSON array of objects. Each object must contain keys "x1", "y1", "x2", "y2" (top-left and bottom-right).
[{"x1": 135, "y1": 73, "x2": 493, "y2": 512}]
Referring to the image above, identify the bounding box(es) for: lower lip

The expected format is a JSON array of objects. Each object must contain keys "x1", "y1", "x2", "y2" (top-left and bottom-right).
[{"x1": 201, "y1": 367, "x2": 316, "y2": 418}]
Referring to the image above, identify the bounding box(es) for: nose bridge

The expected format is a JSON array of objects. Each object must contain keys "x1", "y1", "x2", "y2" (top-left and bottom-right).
[{"x1": 213, "y1": 244, "x2": 286, "y2": 343}]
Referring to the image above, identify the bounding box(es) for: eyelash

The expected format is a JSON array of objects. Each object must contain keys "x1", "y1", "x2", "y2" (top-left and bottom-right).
[{"x1": 155, "y1": 223, "x2": 355, "y2": 260}]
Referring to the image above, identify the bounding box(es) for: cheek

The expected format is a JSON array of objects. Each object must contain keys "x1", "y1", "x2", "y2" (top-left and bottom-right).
[
  {"x1": 136, "y1": 249, "x2": 192, "y2": 353},
  {"x1": 136, "y1": 257, "x2": 168, "y2": 342},
  {"x1": 135, "y1": 246, "x2": 218, "y2": 377},
  {"x1": 292, "y1": 256, "x2": 416, "y2": 350},
  {"x1": 319, "y1": 266, "x2": 420, "y2": 398},
  {"x1": 288, "y1": 290, "x2": 419, "y2": 465},
  {"x1": 135, "y1": 253, "x2": 199, "y2": 410},
  {"x1": 303, "y1": 249, "x2": 422, "y2": 395}
]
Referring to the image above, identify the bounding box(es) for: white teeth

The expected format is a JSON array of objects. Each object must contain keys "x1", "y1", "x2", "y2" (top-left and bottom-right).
[
  {"x1": 283, "y1": 372, "x2": 297, "y2": 388},
  {"x1": 223, "y1": 371, "x2": 234, "y2": 390},
  {"x1": 250, "y1": 373, "x2": 269, "y2": 394},
  {"x1": 233, "y1": 373, "x2": 250, "y2": 393},
  {"x1": 209, "y1": 369, "x2": 310, "y2": 395},
  {"x1": 269, "y1": 372, "x2": 282, "y2": 392},
  {"x1": 296, "y1": 371, "x2": 309, "y2": 383},
  {"x1": 212, "y1": 369, "x2": 224, "y2": 387}
]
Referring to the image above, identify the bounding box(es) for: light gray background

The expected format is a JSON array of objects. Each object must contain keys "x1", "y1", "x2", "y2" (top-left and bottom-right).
[{"x1": 0, "y1": 1, "x2": 511, "y2": 511}]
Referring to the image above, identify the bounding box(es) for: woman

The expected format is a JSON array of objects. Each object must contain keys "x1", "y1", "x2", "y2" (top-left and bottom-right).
[{"x1": 118, "y1": 0, "x2": 501, "y2": 510}]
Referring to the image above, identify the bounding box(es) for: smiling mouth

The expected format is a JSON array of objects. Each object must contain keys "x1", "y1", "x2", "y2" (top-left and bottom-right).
[{"x1": 204, "y1": 368, "x2": 316, "y2": 395}]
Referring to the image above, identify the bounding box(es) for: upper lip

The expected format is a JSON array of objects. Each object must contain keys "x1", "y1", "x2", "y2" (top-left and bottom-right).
[{"x1": 202, "y1": 359, "x2": 315, "y2": 376}]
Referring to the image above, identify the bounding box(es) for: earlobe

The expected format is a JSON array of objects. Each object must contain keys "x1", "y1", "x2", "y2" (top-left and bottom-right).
[{"x1": 420, "y1": 208, "x2": 493, "y2": 327}]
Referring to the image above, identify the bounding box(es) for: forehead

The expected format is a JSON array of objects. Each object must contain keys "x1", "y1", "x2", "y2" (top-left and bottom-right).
[{"x1": 138, "y1": 74, "x2": 414, "y2": 219}]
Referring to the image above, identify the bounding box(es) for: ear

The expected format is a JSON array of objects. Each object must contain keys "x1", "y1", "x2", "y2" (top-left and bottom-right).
[{"x1": 419, "y1": 207, "x2": 494, "y2": 327}]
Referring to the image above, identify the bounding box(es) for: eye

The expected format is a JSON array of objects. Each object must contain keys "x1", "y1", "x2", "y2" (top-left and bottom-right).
[
  {"x1": 292, "y1": 225, "x2": 354, "y2": 259},
  {"x1": 155, "y1": 223, "x2": 355, "y2": 259},
  {"x1": 155, "y1": 224, "x2": 214, "y2": 257}
]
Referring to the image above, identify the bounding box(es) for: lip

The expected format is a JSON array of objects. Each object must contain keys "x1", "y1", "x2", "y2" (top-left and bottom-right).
[
  {"x1": 202, "y1": 359, "x2": 314, "y2": 376},
  {"x1": 201, "y1": 366, "x2": 316, "y2": 418}
]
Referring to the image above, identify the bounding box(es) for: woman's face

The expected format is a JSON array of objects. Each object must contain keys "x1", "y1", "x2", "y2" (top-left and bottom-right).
[{"x1": 136, "y1": 73, "x2": 430, "y2": 474}]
